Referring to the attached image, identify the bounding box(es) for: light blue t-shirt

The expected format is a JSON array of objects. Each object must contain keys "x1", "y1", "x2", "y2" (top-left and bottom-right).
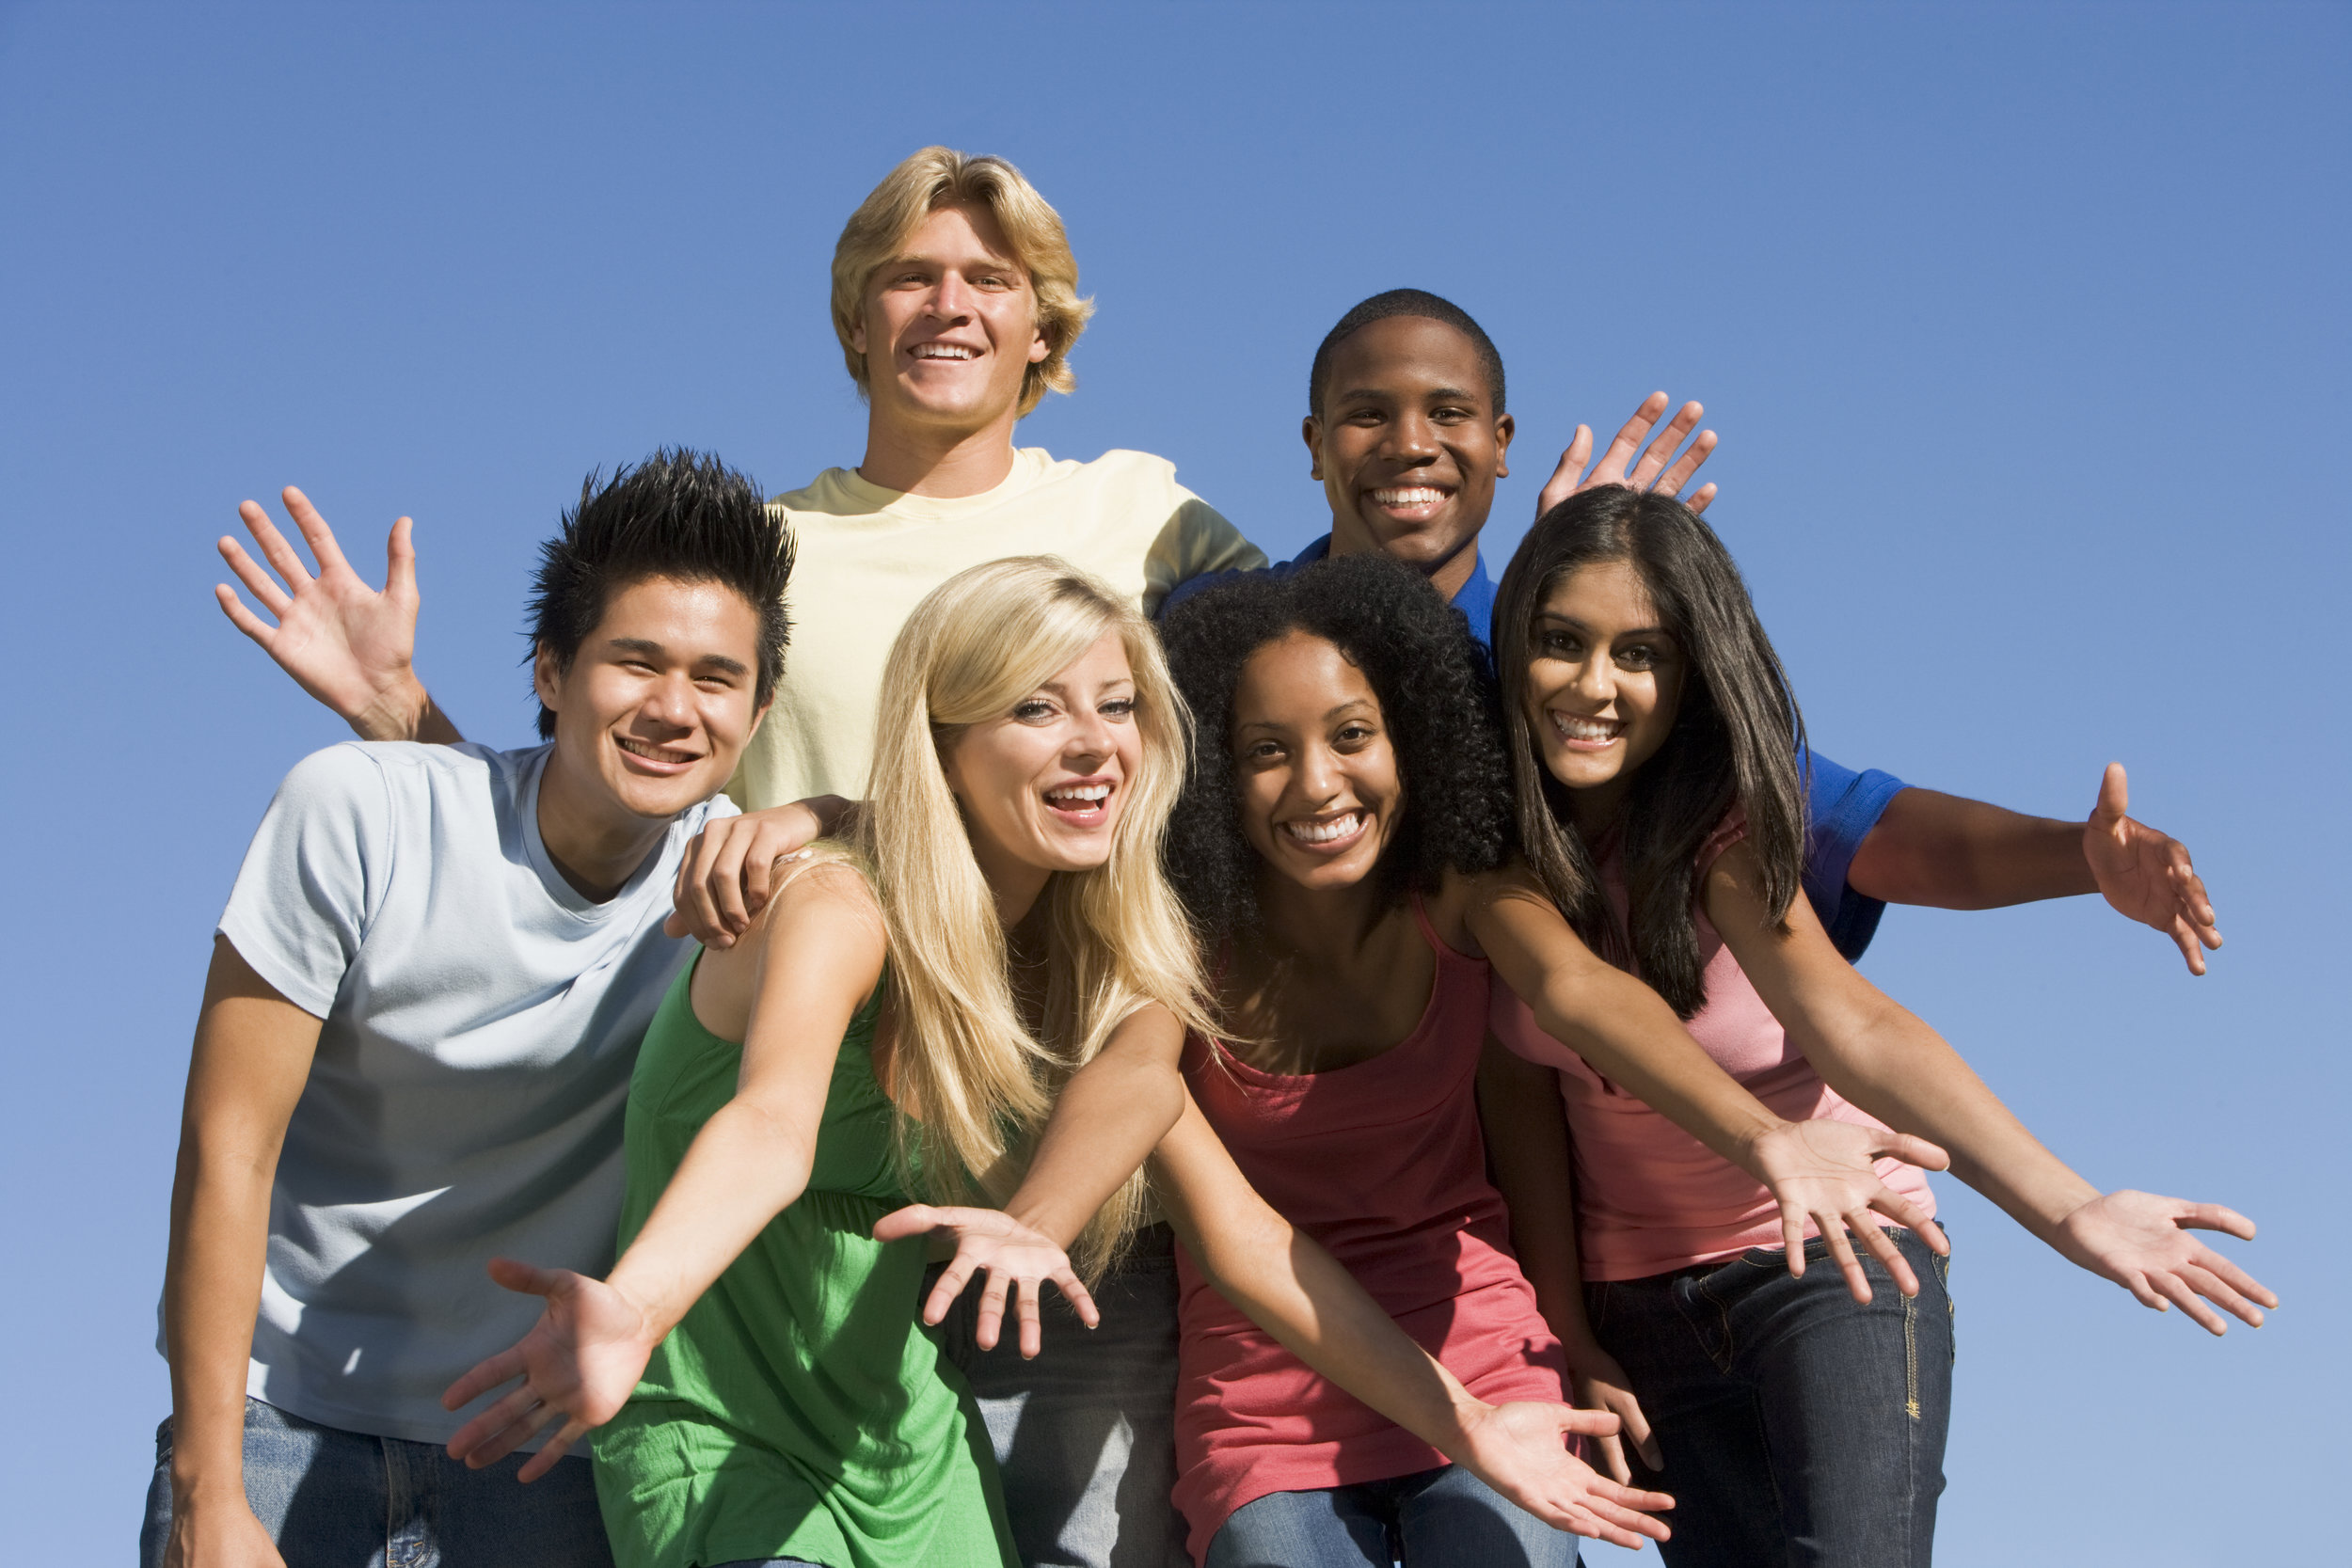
[{"x1": 194, "y1": 739, "x2": 735, "y2": 1445}]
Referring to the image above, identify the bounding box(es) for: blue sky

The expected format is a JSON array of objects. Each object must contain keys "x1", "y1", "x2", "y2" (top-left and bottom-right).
[{"x1": 3, "y1": 3, "x2": 2344, "y2": 1561}]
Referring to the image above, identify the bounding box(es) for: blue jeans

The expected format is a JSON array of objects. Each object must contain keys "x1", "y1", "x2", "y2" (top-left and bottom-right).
[
  {"x1": 1205, "y1": 1464, "x2": 1581, "y2": 1568},
  {"x1": 140, "y1": 1397, "x2": 613, "y2": 1568},
  {"x1": 934, "y1": 1223, "x2": 1189, "y2": 1568},
  {"x1": 1585, "y1": 1228, "x2": 1955, "y2": 1568}
]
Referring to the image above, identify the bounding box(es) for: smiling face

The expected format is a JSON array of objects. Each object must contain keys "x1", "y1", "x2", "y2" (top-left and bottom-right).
[
  {"x1": 944, "y1": 630, "x2": 1143, "y2": 888},
  {"x1": 534, "y1": 575, "x2": 768, "y2": 824},
  {"x1": 1306, "y1": 315, "x2": 1514, "y2": 578},
  {"x1": 1229, "y1": 630, "x2": 1405, "y2": 895},
  {"x1": 1521, "y1": 559, "x2": 1686, "y2": 824},
  {"x1": 850, "y1": 201, "x2": 1050, "y2": 440}
]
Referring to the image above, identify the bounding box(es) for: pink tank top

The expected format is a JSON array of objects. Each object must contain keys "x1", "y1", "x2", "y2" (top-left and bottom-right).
[
  {"x1": 1490, "y1": 813, "x2": 1936, "y2": 1282},
  {"x1": 1171, "y1": 898, "x2": 1568, "y2": 1563}
]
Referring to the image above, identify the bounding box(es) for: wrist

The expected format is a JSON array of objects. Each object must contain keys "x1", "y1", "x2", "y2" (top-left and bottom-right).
[
  {"x1": 350, "y1": 671, "x2": 430, "y2": 742},
  {"x1": 1730, "y1": 1114, "x2": 1798, "y2": 1177}
]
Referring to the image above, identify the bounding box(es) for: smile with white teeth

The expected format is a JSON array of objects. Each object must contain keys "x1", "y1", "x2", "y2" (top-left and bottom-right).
[
  {"x1": 1045, "y1": 782, "x2": 1112, "y2": 803},
  {"x1": 1281, "y1": 811, "x2": 1366, "y2": 846},
  {"x1": 1548, "y1": 710, "x2": 1627, "y2": 748},
  {"x1": 616, "y1": 736, "x2": 699, "y2": 765},
  {"x1": 1369, "y1": 485, "x2": 1451, "y2": 508},
  {"x1": 912, "y1": 342, "x2": 978, "y2": 359}
]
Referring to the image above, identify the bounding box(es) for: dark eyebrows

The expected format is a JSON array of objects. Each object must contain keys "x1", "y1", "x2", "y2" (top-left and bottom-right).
[
  {"x1": 1330, "y1": 383, "x2": 1483, "y2": 407},
  {"x1": 605, "y1": 637, "x2": 750, "y2": 676},
  {"x1": 1534, "y1": 610, "x2": 1672, "y2": 641}
]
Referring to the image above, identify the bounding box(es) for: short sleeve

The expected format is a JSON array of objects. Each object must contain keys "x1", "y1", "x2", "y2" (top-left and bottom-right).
[
  {"x1": 216, "y1": 744, "x2": 396, "y2": 1018},
  {"x1": 1799, "y1": 745, "x2": 1910, "y2": 962},
  {"x1": 1142, "y1": 493, "x2": 1267, "y2": 614}
]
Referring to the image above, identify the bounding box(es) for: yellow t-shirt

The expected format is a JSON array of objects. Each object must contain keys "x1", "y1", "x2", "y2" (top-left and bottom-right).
[{"x1": 729, "y1": 446, "x2": 1265, "y2": 811}]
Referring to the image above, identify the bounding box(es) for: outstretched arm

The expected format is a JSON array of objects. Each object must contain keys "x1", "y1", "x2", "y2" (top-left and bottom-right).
[
  {"x1": 1153, "y1": 1089, "x2": 1672, "y2": 1550},
  {"x1": 1534, "y1": 392, "x2": 1720, "y2": 519},
  {"x1": 879, "y1": 1003, "x2": 1184, "y2": 1355},
  {"x1": 1708, "y1": 839, "x2": 2275, "y2": 1334},
  {"x1": 441, "y1": 865, "x2": 889, "y2": 1476},
  {"x1": 1468, "y1": 865, "x2": 1948, "y2": 1302},
  {"x1": 161, "y1": 938, "x2": 326, "y2": 1568},
  {"x1": 1846, "y1": 763, "x2": 2220, "y2": 974},
  {"x1": 215, "y1": 486, "x2": 460, "y2": 744}
]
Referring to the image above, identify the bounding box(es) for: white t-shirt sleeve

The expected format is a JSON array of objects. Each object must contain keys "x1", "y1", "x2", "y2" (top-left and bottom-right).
[
  {"x1": 216, "y1": 743, "x2": 395, "y2": 1019},
  {"x1": 1141, "y1": 489, "x2": 1267, "y2": 613}
]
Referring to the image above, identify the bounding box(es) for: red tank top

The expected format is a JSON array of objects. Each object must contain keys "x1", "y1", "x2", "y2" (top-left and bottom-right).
[{"x1": 1171, "y1": 897, "x2": 1568, "y2": 1562}]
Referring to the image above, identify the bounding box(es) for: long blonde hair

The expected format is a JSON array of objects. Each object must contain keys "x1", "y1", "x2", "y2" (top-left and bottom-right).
[
  {"x1": 830, "y1": 146, "x2": 1095, "y2": 418},
  {"x1": 861, "y1": 556, "x2": 1211, "y2": 1277}
]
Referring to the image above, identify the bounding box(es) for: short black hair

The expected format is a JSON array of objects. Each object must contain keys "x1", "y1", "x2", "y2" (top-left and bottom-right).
[
  {"x1": 1307, "y1": 287, "x2": 1507, "y2": 420},
  {"x1": 526, "y1": 448, "x2": 795, "y2": 739},
  {"x1": 1159, "y1": 553, "x2": 1514, "y2": 942}
]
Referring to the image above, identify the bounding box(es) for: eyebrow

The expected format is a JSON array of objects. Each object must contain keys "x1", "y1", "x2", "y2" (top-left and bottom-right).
[
  {"x1": 1534, "y1": 611, "x2": 1672, "y2": 640},
  {"x1": 1236, "y1": 697, "x2": 1376, "y2": 731},
  {"x1": 887, "y1": 250, "x2": 1025, "y2": 276},
  {"x1": 607, "y1": 637, "x2": 751, "y2": 676},
  {"x1": 1333, "y1": 383, "x2": 1482, "y2": 405}
]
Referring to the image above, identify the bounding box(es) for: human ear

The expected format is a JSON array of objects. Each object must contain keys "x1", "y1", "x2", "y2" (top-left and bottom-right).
[
  {"x1": 532, "y1": 641, "x2": 564, "y2": 716},
  {"x1": 1493, "y1": 413, "x2": 1516, "y2": 479},
  {"x1": 1027, "y1": 314, "x2": 1051, "y2": 365},
  {"x1": 1302, "y1": 416, "x2": 1325, "y2": 480}
]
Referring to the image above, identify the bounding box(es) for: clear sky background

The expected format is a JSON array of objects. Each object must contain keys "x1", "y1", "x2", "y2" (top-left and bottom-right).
[{"x1": 3, "y1": 3, "x2": 2344, "y2": 1562}]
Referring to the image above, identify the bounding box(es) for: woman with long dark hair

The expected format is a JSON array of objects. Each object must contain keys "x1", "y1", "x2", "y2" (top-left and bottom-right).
[{"x1": 1486, "y1": 486, "x2": 2276, "y2": 1566}]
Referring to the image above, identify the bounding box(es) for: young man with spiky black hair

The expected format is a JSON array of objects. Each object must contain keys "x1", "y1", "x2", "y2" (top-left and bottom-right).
[{"x1": 145, "y1": 451, "x2": 791, "y2": 1568}]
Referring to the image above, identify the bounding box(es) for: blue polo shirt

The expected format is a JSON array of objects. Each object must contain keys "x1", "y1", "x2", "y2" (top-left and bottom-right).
[{"x1": 1161, "y1": 534, "x2": 1907, "y2": 959}]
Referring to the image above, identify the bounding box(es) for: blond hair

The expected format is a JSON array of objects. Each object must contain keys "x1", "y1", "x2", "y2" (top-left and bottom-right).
[
  {"x1": 831, "y1": 147, "x2": 1095, "y2": 418},
  {"x1": 861, "y1": 557, "x2": 1210, "y2": 1278}
]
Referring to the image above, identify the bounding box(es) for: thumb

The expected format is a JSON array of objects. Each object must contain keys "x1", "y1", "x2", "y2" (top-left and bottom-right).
[
  {"x1": 485, "y1": 1256, "x2": 565, "y2": 1298},
  {"x1": 1536, "y1": 427, "x2": 1593, "y2": 517},
  {"x1": 662, "y1": 909, "x2": 691, "y2": 940},
  {"x1": 1558, "y1": 1406, "x2": 1623, "y2": 1436},
  {"x1": 387, "y1": 516, "x2": 419, "y2": 602},
  {"x1": 2092, "y1": 762, "x2": 2129, "y2": 832},
  {"x1": 1876, "y1": 1131, "x2": 1950, "y2": 1173},
  {"x1": 871, "y1": 1204, "x2": 944, "y2": 1243}
]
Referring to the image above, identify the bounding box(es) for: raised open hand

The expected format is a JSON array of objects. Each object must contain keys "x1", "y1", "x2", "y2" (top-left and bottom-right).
[
  {"x1": 2052, "y1": 1189, "x2": 2275, "y2": 1335},
  {"x1": 439, "y1": 1258, "x2": 658, "y2": 1481},
  {"x1": 2085, "y1": 763, "x2": 2221, "y2": 975},
  {"x1": 1745, "y1": 1118, "x2": 1950, "y2": 1303},
  {"x1": 873, "y1": 1204, "x2": 1098, "y2": 1359},
  {"x1": 1534, "y1": 392, "x2": 1719, "y2": 521},
  {"x1": 1446, "y1": 1399, "x2": 1673, "y2": 1550},
  {"x1": 215, "y1": 485, "x2": 440, "y2": 741}
]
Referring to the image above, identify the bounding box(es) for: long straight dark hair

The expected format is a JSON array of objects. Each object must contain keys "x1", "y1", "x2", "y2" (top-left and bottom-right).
[{"x1": 1492, "y1": 487, "x2": 1807, "y2": 1018}]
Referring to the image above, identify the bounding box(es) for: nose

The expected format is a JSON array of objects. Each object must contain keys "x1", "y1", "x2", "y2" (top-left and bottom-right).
[
  {"x1": 640, "y1": 671, "x2": 697, "y2": 730},
  {"x1": 1064, "y1": 703, "x2": 1116, "y2": 770},
  {"x1": 1292, "y1": 739, "x2": 1343, "y2": 808},
  {"x1": 1382, "y1": 408, "x2": 1440, "y2": 464},
  {"x1": 1571, "y1": 653, "x2": 1617, "y2": 705},
  {"x1": 928, "y1": 268, "x2": 975, "y2": 323}
]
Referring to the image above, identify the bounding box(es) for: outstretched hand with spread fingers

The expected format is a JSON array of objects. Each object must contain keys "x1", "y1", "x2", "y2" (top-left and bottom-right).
[
  {"x1": 1745, "y1": 1118, "x2": 1951, "y2": 1303},
  {"x1": 1535, "y1": 392, "x2": 1719, "y2": 520},
  {"x1": 873, "y1": 1204, "x2": 1098, "y2": 1360},
  {"x1": 1445, "y1": 1400, "x2": 1674, "y2": 1550},
  {"x1": 215, "y1": 486, "x2": 432, "y2": 738},
  {"x1": 2052, "y1": 1190, "x2": 2276, "y2": 1335},
  {"x1": 2085, "y1": 763, "x2": 2222, "y2": 975},
  {"x1": 440, "y1": 1258, "x2": 658, "y2": 1481}
]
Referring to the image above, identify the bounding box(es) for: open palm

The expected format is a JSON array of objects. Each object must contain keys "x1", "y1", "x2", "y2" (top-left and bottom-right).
[
  {"x1": 439, "y1": 1258, "x2": 657, "y2": 1481},
  {"x1": 215, "y1": 485, "x2": 427, "y2": 736}
]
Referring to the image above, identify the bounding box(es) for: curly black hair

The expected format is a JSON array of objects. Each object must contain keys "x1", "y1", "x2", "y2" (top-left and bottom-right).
[{"x1": 1158, "y1": 552, "x2": 1515, "y2": 941}]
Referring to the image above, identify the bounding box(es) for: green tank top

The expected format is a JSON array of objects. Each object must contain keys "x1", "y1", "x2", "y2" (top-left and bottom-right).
[{"x1": 592, "y1": 957, "x2": 1015, "y2": 1568}]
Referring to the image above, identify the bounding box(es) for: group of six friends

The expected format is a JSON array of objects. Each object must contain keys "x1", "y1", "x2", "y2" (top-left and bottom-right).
[{"x1": 150, "y1": 148, "x2": 2269, "y2": 1568}]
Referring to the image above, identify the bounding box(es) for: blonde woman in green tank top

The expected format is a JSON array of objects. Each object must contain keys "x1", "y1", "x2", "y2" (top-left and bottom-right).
[{"x1": 435, "y1": 560, "x2": 1224, "y2": 1568}]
